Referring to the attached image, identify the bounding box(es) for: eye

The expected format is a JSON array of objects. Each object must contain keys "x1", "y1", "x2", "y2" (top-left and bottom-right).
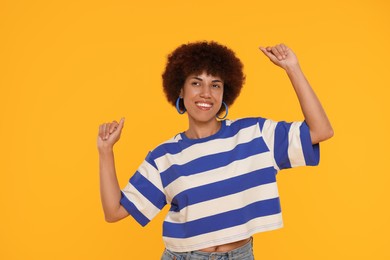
[
  {"x1": 212, "y1": 84, "x2": 222, "y2": 89},
  {"x1": 191, "y1": 81, "x2": 200, "y2": 86}
]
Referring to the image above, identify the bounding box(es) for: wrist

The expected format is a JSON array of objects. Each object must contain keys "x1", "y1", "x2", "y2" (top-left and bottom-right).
[
  {"x1": 284, "y1": 63, "x2": 304, "y2": 79},
  {"x1": 98, "y1": 144, "x2": 114, "y2": 155},
  {"x1": 284, "y1": 62, "x2": 301, "y2": 73}
]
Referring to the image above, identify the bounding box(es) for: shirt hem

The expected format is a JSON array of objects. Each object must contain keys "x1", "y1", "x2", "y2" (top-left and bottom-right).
[{"x1": 164, "y1": 221, "x2": 283, "y2": 252}]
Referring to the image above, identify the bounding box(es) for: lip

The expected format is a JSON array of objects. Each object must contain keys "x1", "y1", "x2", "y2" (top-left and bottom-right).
[{"x1": 195, "y1": 102, "x2": 213, "y2": 110}]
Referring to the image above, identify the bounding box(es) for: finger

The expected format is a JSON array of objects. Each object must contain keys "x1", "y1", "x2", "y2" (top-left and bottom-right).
[
  {"x1": 275, "y1": 44, "x2": 286, "y2": 59},
  {"x1": 109, "y1": 121, "x2": 119, "y2": 134},
  {"x1": 101, "y1": 124, "x2": 105, "y2": 140},
  {"x1": 259, "y1": 46, "x2": 269, "y2": 56},
  {"x1": 259, "y1": 47, "x2": 273, "y2": 59},
  {"x1": 280, "y1": 44, "x2": 288, "y2": 53},
  {"x1": 103, "y1": 123, "x2": 110, "y2": 140},
  {"x1": 271, "y1": 46, "x2": 284, "y2": 60},
  {"x1": 98, "y1": 124, "x2": 104, "y2": 140},
  {"x1": 259, "y1": 46, "x2": 276, "y2": 61},
  {"x1": 280, "y1": 44, "x2": 290, "y2": 58},
  {"x1": 117, "y1": 117, "x2": 125, "y2": 131}
]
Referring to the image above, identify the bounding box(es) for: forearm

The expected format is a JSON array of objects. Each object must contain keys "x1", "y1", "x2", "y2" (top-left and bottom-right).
[
  {"x1": 285, "y1": 64, "x2": 334, "y2": 144},
  {"x1": 99, "y1": 147, "x2": 128, "y2": 222}
]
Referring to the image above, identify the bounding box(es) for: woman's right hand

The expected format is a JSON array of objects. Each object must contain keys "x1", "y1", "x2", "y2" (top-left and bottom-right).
[{"x1": 97, "y1": 118, "x2": 125, "y2": 150}]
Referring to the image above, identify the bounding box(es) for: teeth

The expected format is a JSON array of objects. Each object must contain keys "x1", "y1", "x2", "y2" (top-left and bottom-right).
[{"x1": 196, "y1": 102, "x2": 212, "y2": 108}]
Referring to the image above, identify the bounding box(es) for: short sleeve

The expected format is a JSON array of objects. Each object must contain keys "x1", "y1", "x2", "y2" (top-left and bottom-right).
[
  {"x1": 120, "y1": 152, "x2": 167, "y2": 226},
  {"x1": 259, "y1": 119, "x2": 320, "y2": 171}
]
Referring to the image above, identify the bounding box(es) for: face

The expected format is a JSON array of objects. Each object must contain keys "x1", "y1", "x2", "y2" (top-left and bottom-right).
[{"x1": 181, "y1": 71, "x2": 224, "y2": 125}]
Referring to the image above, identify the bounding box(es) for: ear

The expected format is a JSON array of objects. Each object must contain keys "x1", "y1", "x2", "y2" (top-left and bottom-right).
[{"x1": 179, "y1": 88, "x2": 183, "y2": 97}]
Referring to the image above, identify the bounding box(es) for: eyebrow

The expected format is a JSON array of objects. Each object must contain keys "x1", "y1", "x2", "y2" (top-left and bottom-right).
[{"x1": 191, "y1": 76, "x2": 223, "y2": 83}]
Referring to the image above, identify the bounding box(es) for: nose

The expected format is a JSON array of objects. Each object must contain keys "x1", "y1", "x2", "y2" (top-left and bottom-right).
[{"x1": 199, "y1": 85, "x2": 211, "y2": 98}]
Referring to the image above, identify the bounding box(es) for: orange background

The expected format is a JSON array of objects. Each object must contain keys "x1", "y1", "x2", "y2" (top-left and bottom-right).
[{"x1": 1, "y1": 0, "x2": 389, "y2": 259}]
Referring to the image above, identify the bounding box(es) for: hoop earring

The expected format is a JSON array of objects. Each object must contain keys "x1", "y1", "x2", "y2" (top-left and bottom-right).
[
  {"x1": 176, "y1": 97, "x2": 186, "y2": 114},
  {"x1": 216, "y1": 101, "x2": 228, "y2": 120}
]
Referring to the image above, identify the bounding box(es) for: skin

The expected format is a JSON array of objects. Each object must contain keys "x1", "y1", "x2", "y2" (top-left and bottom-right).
[
  {"x1": 97, "y1": 43, "x2": 333, "y2": 253},
  {"x1": 259, "y1": 44, "x2": 334, "y2": 144},
  {"x1": 180, "y1": 72, "x2": 224, "y2": 139},
  {"x1": 97, "y1": 117, "x2": 129, "y2": 223}
]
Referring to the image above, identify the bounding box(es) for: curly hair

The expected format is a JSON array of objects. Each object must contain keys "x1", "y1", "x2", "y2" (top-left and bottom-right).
[{"x1": 162, "y1": 41, "x2": 245, "y2": 112}]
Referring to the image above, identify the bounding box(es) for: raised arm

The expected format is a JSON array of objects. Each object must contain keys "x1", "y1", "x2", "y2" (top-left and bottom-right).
[
  {"x1": 97, "y1": 118, "x2": 129, "y2": 222},
  {"x1": 259, "y1": 44, "x2": 334, "y2": 144}
]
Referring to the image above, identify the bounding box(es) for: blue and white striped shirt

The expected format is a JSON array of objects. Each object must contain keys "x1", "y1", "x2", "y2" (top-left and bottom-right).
[{"x1": 120, "y1": 117, "x2": 319, "y2": 252}]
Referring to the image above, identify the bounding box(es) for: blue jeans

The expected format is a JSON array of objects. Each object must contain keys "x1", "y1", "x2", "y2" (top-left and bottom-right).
[{"x1": 161, "y1": 238, "x2": 254, "y2": 260}]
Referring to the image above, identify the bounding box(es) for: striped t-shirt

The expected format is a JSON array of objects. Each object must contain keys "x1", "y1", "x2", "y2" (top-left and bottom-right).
[{"x1": 120, "y1": 117, "x2": 320, "y2": 252}]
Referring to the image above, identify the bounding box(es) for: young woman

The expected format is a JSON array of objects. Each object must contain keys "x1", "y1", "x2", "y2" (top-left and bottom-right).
[{"x1": 97, "y1": 42, "x2": 333, "y2": 259}]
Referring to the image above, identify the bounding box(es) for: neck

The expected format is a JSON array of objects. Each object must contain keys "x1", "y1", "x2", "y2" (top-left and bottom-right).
[{"x1": 185, "y1": 119, "x2": 222, "y2": 139}]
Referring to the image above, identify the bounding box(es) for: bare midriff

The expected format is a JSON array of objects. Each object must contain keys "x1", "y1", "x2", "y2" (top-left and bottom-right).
[{"x1": 199, "y1": 238, "x2": 251, "y2": 253}]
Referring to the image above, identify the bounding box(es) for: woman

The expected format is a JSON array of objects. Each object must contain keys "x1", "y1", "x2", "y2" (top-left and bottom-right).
[{"x1": 97, "y1": 42, "x2": 333, "y2": 259}]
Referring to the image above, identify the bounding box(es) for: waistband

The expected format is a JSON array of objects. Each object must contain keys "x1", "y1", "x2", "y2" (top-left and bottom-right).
[{"x1": 163, "y1": 237, "x2": 253, "y2": 260}]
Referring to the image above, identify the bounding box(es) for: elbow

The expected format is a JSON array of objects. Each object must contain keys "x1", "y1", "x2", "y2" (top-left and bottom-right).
[
  {"x1": 328, "y1": 128, "x2": 334, "y2": 139},
  {"x1": 104, "y1": 212, "x2": 121, "y2": 223},
  {"x1": 103, "y1": 206, "x2": 128, "y2": 223},
  {"x1": 105, "y1": 215, "x2": 120, "y2": 223},
  {"x1": 311, "y1": 127, "x2": 334, "y2": 144},
  {"x1": 318, "y1": 128, "x2": 334, "y2": 143},
  {"x1": 323, "y1": 126, "x2": 334, "y2": 141}
]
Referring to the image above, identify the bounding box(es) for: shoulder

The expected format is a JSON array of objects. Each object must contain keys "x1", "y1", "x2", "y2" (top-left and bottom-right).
[
  {"x1": 146, "y1": 133, "x2": 188, "y2": 160},
  {"x1": 225, "y1": 117, "x2": 267, "y2": 130}
]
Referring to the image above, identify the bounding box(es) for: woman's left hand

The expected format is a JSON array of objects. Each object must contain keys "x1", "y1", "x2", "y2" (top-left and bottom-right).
[{"x1": 259, "y1": 44, "x2": 299, "y2": 70}]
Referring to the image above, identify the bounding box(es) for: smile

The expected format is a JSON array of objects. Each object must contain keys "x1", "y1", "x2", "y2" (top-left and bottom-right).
[{"x1": 196, "y1": 102, "x2": 213, "y2": 109}]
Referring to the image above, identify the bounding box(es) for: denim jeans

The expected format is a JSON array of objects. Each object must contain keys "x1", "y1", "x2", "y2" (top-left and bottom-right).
[{"x1": 161, "y1": 238, "x2": 254, "y2": 260}]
